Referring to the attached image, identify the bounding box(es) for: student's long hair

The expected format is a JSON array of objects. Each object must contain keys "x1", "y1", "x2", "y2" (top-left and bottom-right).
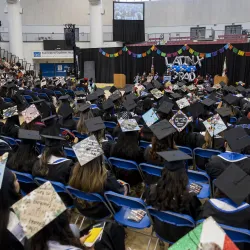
[
  {"x1": 39, "y1": 145, "x2": 65, "y2": 176},
  {"x1": 202, "y1": 131, "x2": 213, "y2": 149},
  {"x1": 69, "y1": 155, "x2": 107, "y2": 193},
  {"x1": 26, "y1": 211, "x2": 83, "y2": 250},
  {"x1": 150, "y1": 135, "x2": 177, "y2": 160},
  {"x1": 76, "y1": 110, "x2": 93, "y2": 134},
  {"x1": 0, "y1": 169, "x2": 21, "y2": 247},
  {"x1": 147, "y1": 166, "x2": 190, "y2": 211}
]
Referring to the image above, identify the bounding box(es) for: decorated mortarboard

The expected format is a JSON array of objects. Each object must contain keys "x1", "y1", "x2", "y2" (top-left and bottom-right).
[
  {"x1": 95, "y1": 88, "x2": 105, "y2": 97},
  {"x1": 180, "y1": 85, "x2": 187, "y2": 93},
  {"x1": 150, "y1": 119, "x2": 176, "y2": 140},
  {"x1": 215, "y1": 107, "x2": 231, "y2": 117},
  {"x1": 223, "y1": 94, "x2": 239, "y2": 105},
  {"x1": 123, "y1": 99, "x2": 137, "y2": 111},
  {"x1": 176, "y1": 97, "x2": 190, "y2": 109},
  {"x1": 109, "y1": 86, "x2": 117, "y2": 93},
  {"x1": 170, "y1": 93, "x2": 182, "y2": 99},
  {"x1": 0, "y1": 153, "x2": 9, "y2": 189},
  {"x1": 201, "y1": 98, "x2": 216, "y2": 107},
  {"x1": 72, "y1": 135, "x2": 104, "y2": 166},
  {"x1": 41, "y1": 134, "x2": 66, "y2": 147},
  {"x1": 58, "y1": 104, "x2": 74, "y2": 119},
  {"x1": 151, "y1": 88, "x2": 163, "y2": 99},
  {"x1": 102, "y1": 99, "x2": 114, "y2": 110},
  {"x1": 11, "y1": 181, "x2": 67, "y2": 239},
  {"x1": 169, "y1": 110, "x2": 191, "y2": 132},
  {"x1": 118, "y1": 118, "x2": 140, "y2": 132},
  {"x1": 187, "y1": 84, "x2": 196, "y2": 91},
  {"x1": 169, "y1": 217, "x2": 239, "y2": 250},
  {"x1": 142, "y1": 108, "x2": 159, "y2": 127},
  {"x1": 22, "y1": 104, "x2": 40, "y2": 124},
  {"x1": 187, "y1": 102, "x2": 204, "y2": 119},
  {"x1": 214, "y1": 164, "x2": 250, "y2": 206},
  {"x1": 145, "y1": 83, "x2": 154, "y2": 91},
  {"x1": 86, "y1": 92, "x2": 98, "y2": 102},
  {"x1": 203, "y1": 114, "x2": 227, "y2": 137},
  {"x1": 18, "y1": 129, "x2": 41, "y2": 141},
  {"x1": 2, "y1": 105, "x2": 18, "y2": 119},
  {"x1": 85, "y1": 116, "x2": 106, "y2": 133},
  {"x1": 158, "y1": 101, "x2": 174, "y2": 115},
  {"x1": 41, "y1": 79, "x2": 47, "y2": 87},
  {"x1": 78, "y1": 103, "x2": 91, "y2": 113},
  {"x1": 224, "y1": 127, "x2": 250, "y2": 151}
]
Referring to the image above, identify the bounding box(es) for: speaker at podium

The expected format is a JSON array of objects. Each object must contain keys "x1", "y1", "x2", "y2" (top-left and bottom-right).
[{"x1": 114, "y1": 74, "x2": 126, "y2": 89}]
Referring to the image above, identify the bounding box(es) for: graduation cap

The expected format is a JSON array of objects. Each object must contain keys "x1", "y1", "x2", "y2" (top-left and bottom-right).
[
  {"x1": 158, "y1": 101, "x2": 174, "y2": 115},
  {"x1": 223, "y1": 85, "x2": 230, "y2": 92},
  {"x1": 150, "y1": 119, "x2": 176, "y2": 140},
  {"x1": 118, "y1": 118, "x2": 140, "y2": 132},
  {"x1": 177, "y1": 81, "x2": 186, "y2": 87},
  {"x1": 2, "y1": 106, "x2": 18, "y2": 119},
  {"x1": 223, "y1": 94, "x2": 239, "y2": 105},
  {"x1": 142, "y1": 108, "x2": 159, "y2": 127},
  {"x1": 21, "y1": 104, "x2": 40, "y2": 124},
  {"x1": 18, "y1": 129, "x2": 41, "y2": 142},
  {"x1": 170, "y1": 93, "x2": 182, "y2": 99},
  {"x1": 153, "y1": 80, "x2": 162, "y2": 90},
  {"x1": 203, "y1": 114, "x2": 227, "y2": 137},
  {"x1": 169, "y1": 110, "x2": 190, "y2": 132},
  {"x1": 85, "y1": 116, "x2": 106, "y2": 133},
  {"x1": 3, "y1": 82, "x2": 16, "y2": 89},
  {"x1": 228, "y1": 85, "x2": 236, "y2": 93},
  {"x1": 109, "y1": 86, "x2": 117, "y2": 93},
  {"x1": 72, "y1": 135, "x2": 104, "y2": 166},
  {"x1": 78, "y1": 103, "x2": 91, "y2": 113},
  {"x1": 41, "y1": 134, "x2": 66, "y2": 147},
  {"x1": 156, "y1": 150, "x2": 192, "y2": 171},
  {"x1": 224, "y1": 127, "x2": 250, "y2": 152},
  {"x1": 215, "y1": 107, "x2": 231, "y2": 117},
  {"x1": 176, "y1": 97, "x2": 190, "y2": 110},
  {"x1": 11, "y1": 181, "x2": 67, "y2": 239},
  {"x1": 201, "y1": 98, "x2": 216, "y2": 107},
  {"x1": 207, "y1": 93, "x2": 219, "y2": 102},
  {"x1": 151, "y1": 88, "x2": 163, "y2": 99},
  {"x1": 102, "y1": 99, "x2": 114, "y2": 110},
  {"x1": 86, "y1": 92, "x2": 98, "y2": 102},
  {"x1": 124, "y1": 85, "x2": 133, "y2": 95},
  {"x1": 187, "y1": 102, "x2": 204, "y2": 119},
  {"x1": 95, "y1": 88, "x2": 105, "y2": 97},
  {"x1": 75, "y1": 91, "x2": 85, "y2": 97},
  {"x1": 58, "y1": 95, "x2": 70, "y2": 101},
  {"x1": 123, "y1": 99, "x2": 137, "y2": 111},
  {"x1": 41, "y1": 114, "x2": 57, "y2": 123},
  {"x1": 58, "y1": 104, "x2": 74, "y2": 119},
  {"x1": 205, "y1": 86, "x2": 215, "y2": 93},
  {"x1": 145, "y1": 83, "x2": 154, "y2": 91},
  {"x1": 109, "y1": 92, "x2": 121, "y2": 102},
  {"x1": 237, "y1": 85, "x2": 246, "y2": 93},
  {"x1": 214, "y1": 164, "x2": 250, "y2": 206},
  {"x1": 159, "y1": 95, "x2": 173, "y2": 106},
  {"x1": 219, "y1": 81, "x2": 226, "y2": 87},
  {"x1": 126, "y1": 93, "x2": 137, "y2": 101}
]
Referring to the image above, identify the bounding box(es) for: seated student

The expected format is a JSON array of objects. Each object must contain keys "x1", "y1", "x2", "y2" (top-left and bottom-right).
[
  {"x1": 69, "y1": 137, "x2": 125, "y2": 219},
  {"x1": 135, "y1": 97, "x2": 153, "y2": 116},
  {"x1": 32, "y1": 135, "x2": 73, "y2": 185},
  {"x1": 7, "y1": 129, "x2": 40, "y2": 173},
  {"x1": 41, "y1": 115, "x2": 61, "y2": 136},
  {"x1": 102, "y1": 99, "x2": 117, "y2": 124},
  {"x1": 146, "y1": 151, "x2": 201, "y2": 243},
  {"x1": 0, "y1": 167, "x2": 23, "y2": 250},
  {"x1": 206, "y1": 127, "x2": 250, "y2": 180},
  {"x1": 1, "y1": 109, "x2": 20, "y2": 138},
  {"x1": 76, "y1": 103, "x2": 93, "y2": 135},
  {"x1": 198, "y1": 165, "x2": 250, "y2": 249}
]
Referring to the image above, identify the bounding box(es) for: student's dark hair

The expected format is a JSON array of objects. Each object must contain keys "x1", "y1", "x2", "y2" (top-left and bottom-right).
[
  {"x1": 147, "y1": 166, "x2": 191, "y2": 211},
  {"x1": 39, "y1": 145, "x2": 65, "y2": 176},
  {"x1": 142, "y1": 98, "x2": 153, "y2": 112},
  {"x1": 26, "y1": 211, "x2": 83, "y2": 250}
]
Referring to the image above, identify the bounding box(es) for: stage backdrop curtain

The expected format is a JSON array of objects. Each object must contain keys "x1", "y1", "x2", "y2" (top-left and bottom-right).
[
  {"x1": 79, "y1": 43, "x2": 250, "y2": 86},
  {"x1": 113, "y1": 20, "x2": 145, "y2": 43}
]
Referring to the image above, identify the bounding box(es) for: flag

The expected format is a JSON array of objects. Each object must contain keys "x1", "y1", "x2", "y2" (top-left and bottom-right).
[{"x1": 222, "y1": 56, "x2": 227, "y2": 77}]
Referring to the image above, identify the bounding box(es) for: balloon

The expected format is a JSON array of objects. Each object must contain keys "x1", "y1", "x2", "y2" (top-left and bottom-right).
[{"x1": 189, "y1": 72, "x2": 196, "y2": 81}]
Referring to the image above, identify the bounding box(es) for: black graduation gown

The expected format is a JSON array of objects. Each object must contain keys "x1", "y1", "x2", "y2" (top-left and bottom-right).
[
  {"x1": 146, "y1": 185, "x2": 201, "y2": 243},
  {"x1": 206, "y1": 153, "x2": 250, "y2": 180},
  {"x1": 1, "y1": 121, "x2": 19, "y2": 139},
  {"x1": 74, "y1": 171, "x2": 124, "y2": 219},
  {"x1": 2, "y1": 230, "x2": 24, "y2": 250},
  {"x1": 59, "y1": 117, "x2": 77, "y2": 131}
]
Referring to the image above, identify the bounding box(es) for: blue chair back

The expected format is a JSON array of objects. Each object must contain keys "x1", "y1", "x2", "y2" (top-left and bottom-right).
[
  {"x1": 0, "y1": 136, "x2": 18, "y2": 147},
  {"x1": 38, "y1": 93, "x2": 50, "y2": 101},
  {"x1": 76, "y1": 87, "x2": 85, "y2": 92},
  {"x1": 139, "y1": 140, "x2": 151, "y2": 149},
  {"x1": 73, "y1": 117, "x2": 80, "y2": 121},
  {"x1": 187, "y1": 170, "x2": 210, "y2": 184},
  {"x1": 23, "y1": 95, "x2": 34, "y2": 103},
  {"x1": 105, "y1": 134, "x2": 113, "y2": 141},
  {"x1": 64, "y1": 147, "x2": 76, "y2": 159},
  {"x1": 104, "y1": 121, "x2": 117, "y2": 129},
  {"x1": 4, "y1": 97, "x2": 13, "y2": 103},
  {"x1": 34, "y1": 177, "x2": 66, "y2": 193},
  {"x1": 65, "y1": 89, "x2": 75, "y2": 97},
  {"x1": 90, "y1": 104, "x2": 98, "y2": 109},
  {"x1": 177, "y1": 146, "x2": 193, "y2": 157},
  {"x1": 36, "y1": 143, "x2": 45, "y2": 154},
  {"x1": 139, "y1": 163, "x2": 162, "y2": 179},
  {"x1": 230, "y1": 117, "x2": 237, "y2": 124},
  {"x1": 108, "y1": 157, "x2": 140, "y2": 172},
  {"x1": 54, "y1": 91, "x2": 63, "y2": 98},
  {"x1": 72, "y1": 130, "x2": 88, "y2": 140},
  {"x1": 193, "y1": 147, "x2": 221, "y2": 159}
]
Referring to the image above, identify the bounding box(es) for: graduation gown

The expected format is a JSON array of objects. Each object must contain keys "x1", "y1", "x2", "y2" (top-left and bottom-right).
[
  {"x1": 206, "y1": 152, "x2": 250, "y2": 180},
  {"x1": 59, "y1": 117, "x2": 77, "y2": 131},
  {"x1": 74, "y1": 171, "x2": 124, "y2": 219}
]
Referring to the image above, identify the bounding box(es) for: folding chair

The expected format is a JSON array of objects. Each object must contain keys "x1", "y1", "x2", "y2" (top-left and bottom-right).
[
  {"x1": 4, "y1": 97, "x2": 13, "y2": 103},
  {"x1": 23, "y1": 95, "x2": 34, "y2": 103},
  {"x1": 38, "y1": 93, "x2": 50, "y2": 101},
  {"x1": 72, "y1": 130, "x2": 88, "y2": 140},
  {"x1": 147, "y1": 207, "x2": 195, "y2": 249},
  {"x1": 138, "y1": 163, "x2": 162, "y2": 186},
  {"x1": 54, "y1": 90, "x2": 63, "y2": 98},
  {"x1": 104, "y1": 121, "x2": 117, "y2": 129},
  {"x1": 64, "y1": 147, "x2": 76, "y2": 159},
  {"x1": 104, "y1": 191, "x2": 151, "y2": 229},
  {"x1": 177, "y1": 145, "x2": 193, "y2": 167},
  {"x1": 230, "y1": 117, "x2": 237, "y2": 124},
  {"x1": 65, "y1": 89, "x2": 75, "y2": 98},
  {"x1": 0, "y1": 136, "x2": 19, "y2": 147},
  {"x1": 90, "y1": 104, "x2": 98, "y2": 109},
  {"x1": 139, "y1": 140, "x2": 151, "y2": 149}
]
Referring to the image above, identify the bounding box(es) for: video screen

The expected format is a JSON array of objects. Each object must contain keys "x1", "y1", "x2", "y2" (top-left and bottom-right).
[{"x1": 114, "y1": 2, "x2": 144, "y2": 21}]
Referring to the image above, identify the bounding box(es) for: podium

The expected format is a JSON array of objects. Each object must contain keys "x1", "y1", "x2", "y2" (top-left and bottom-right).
[
  {"x1": 214, "y1": 75, "x2": 228, "y2": 85},
  {"x1": 114, "y1": 74, "x2": 126, "y2": 89}
]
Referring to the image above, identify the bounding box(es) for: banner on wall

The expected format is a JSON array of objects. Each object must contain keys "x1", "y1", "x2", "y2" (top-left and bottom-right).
[{"x1": 33, "y1": 51, "x2": 74, "y2": 59}]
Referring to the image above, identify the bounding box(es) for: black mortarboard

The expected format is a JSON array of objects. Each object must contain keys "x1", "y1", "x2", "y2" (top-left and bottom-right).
[
  {"x1": 170, "y1": 93, "x2": 182, "y2": 99},
  {"x1": 75, "y1": 91, "x2": 85, "y2": 97},
  {"x1": 237, "y1": 85, "x2": 246, "y2": 93},
  {"x1": 150, "y1": 119, "x2": 176, "y2": 140},
  {"x1": 215, "y1": 107, "x2": 231, "y2": 117},
  {"x1": 3, "y1": 82, "x2": 16, "y2": 89},
  {"x1": 31, "y1": 99, "x2": 45, "y2": 105},
  {"x1": 41, "y1": 134, "x2": 66, "y2": 147},
  {"x1": 153, "y1": 80, "x2": 162, "y2": 90},
  {"x1": 78, "y1": 103, "x2": 91, "y2": 113},
  {"x1": 126, "y1": 93, "x2": 137, "y2": 101},
  {"x1": 41, "y1": 115, "x2": 57, "y2": 123},
  {"x1": 223, "y1": 94, "x2": 239, "y2": 105},
  {"x1": 59, "y1": 95, "x2": 70, "y2": 101},
  {"x1": 123, "y1": 99, "x2": 137, "y2": 111},
  {"x1": 18, "y1": 129, "x2": 41, "y2": 141},
  {"x1": 85, "y1": 116, "x2": 106, "y2": 133},
  {"x1": 157, "y1": 150, "x2": 192, "y2": 162},
  {"x1": 109, "y1": 93, "x2": 121, "y2": 102},
  {"x1": 228, "y1": 85, "x2": 236, "y2": 93},
  {"x1": 124, "y1": 85, "x2": 133, "y2": 95},
  {"x1": 207, "y1": 93, "x2": 219, "y2": 102},
  {"x1": 214, "y1": 164, "x2": 250, "y2": 206},
  {"x1": 95, "y1": 88, "x2": 105, "y2": 97},
  {"x1": 206, "y1": 86, "x2": 215, "y2": 93},
  {"x1": 158, "y1": 101, "x2": 174, "y2": 115},
  {"x1": 86, "y1": 93, "x2": 98, "y2": 102},
  {"x1": 109, "y1": 86, "x2": 117, "y2": 93},
  {"x1": 187, "y1": 102, "x2": 205, "y2": 119},
  {"x1": 201, "y1": 98, "x2": 216, "y2": 107},
  {"x1": 219, "y1": 81, "x2": 226, "y2": 87},
  {"x1": 224, "y1": 127, "x2": 250, "y2": 151},
  {"x1": 159, "y1": 95, "x2": 173, "y2": 105},
  {"x1": 102, "y1": 99, "x2": 114, "y2": 110},
  {"x1": 177, "y1": 81, "x2": 186, "y2": 87},
  {"x1": 145, "y1": 83, "x2": 154, "y2": 91},
  {"x1": 58, "y1": 104, "x2": 73, "y2": 119}
]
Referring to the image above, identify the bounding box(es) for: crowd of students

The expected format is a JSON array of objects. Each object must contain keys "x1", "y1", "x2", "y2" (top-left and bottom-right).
[{"x1": 1, "y1": 61, "x2": 250, "y2": 249}]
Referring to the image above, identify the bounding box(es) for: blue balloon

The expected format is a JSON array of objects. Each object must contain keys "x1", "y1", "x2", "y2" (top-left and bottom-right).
[
  {"x1": 176, "y1": 66, "x2": 180, "y2": 72},
  {"x1": 186, "y1": 67, "x2": 191, "y2": 73}
]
